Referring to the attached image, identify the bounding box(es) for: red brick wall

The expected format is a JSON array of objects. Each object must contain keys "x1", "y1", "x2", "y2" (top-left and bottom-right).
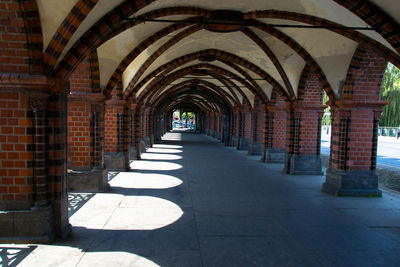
[
  {"x1": 270, "y1": 94, "x2": 287, "y2": 149},
  {"x1": 67, "y1": 56, "x2": 94, "y2": 170},
  {"x1": 69, "y1": 57, "x2": 92, "y2": 93},
  {"x1": 104, "y1": 105, "x2": 119, "y2": 153},
  {"x1": 243, "y1": 109, "x2": 252, "y2": 139},
  {"x1": 234, "y1": 110, "x2": 240, "y2": 136},
  {"x1": 272, "y1": 110, "x2": 286, "y2": 149},
  {"x1": 297, "y1": 69, "x2": 324, "y2": 154},
  {"x1": 0, "y1": 91, "x2": 33, "y2": 206},
  {"x1": 0, "y1": 0, "x2": 31, "y2": 73},
  {"x1": 253, "y1": 99, "x2": 264, "y2": 143},
  {"x1": 330, "y1": 46, "x2": 387, "y2": 171},
  {"x1": 343, "y1": 46, "x2": 387, "y2": 101},
  {"x1": 67, "y1": 102, "x2": 92, "y2": 170},
  {"x1": 298, "y1": 69, "x2": 324, "y2": 106},
  {"x1": 298, "y1": 110, "x2": 322, "y2": 155},
  {"x1": 347, "y1": 110, "x2": 376, "y2": 171}
]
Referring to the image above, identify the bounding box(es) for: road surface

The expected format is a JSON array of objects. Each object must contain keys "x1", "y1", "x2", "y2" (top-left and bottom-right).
[{"x1": 321, "y1": 132, "x2": 400, "y2": 169}]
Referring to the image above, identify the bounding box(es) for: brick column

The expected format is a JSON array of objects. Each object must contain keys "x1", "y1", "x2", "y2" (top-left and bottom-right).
[
  {"x1": 104, "y1": 99, "x2": 127, "y2": 171},
  {"x1": 123, "y1": 102, "x2": 132, "y2": 170},
  {"x1": 67, "y1": 93, "x2": 108, "y2": 192},
  {"x1": 262, "y1": 103, "x2": 287, "y2": 163},
  {"x1": 91, "y1": 103, "x2": 105, "y2": 169},
  {"x1": 322, "y1": 100, "x2": 386, "y2": 196},
  {"x1": 248, "y1": 102, "x2": 263, "y2": 155},
  {"x1": 0, "y1": 74, "x2": 70, "y2": 242},
  {"x1": 284, "y1": 104, "x2": 325, "y2": 175},
  {"x1": 29, "y1": 94, "x2": 49, "y2": 208},
  {"x1": 131, "y1": 102, "x2": 142, "y2": 160}
]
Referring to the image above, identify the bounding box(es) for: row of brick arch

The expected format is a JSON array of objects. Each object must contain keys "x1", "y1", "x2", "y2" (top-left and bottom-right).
[{"x1": 12, "y1": 2, "x2": 400, "y2": 102}]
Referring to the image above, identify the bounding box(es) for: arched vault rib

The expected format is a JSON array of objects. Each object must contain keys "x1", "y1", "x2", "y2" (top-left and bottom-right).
[
  {"x1": 243, "y1": 11, "x2": 400, "y2": 66},
  {"x1": 55, "y1": 5, "x2": 211, "y2": 77},
  {"x1": 126, "y1": 50, "x2": 289, "y2": 103},
  {"x1": 124, "y1": 24, "x2": 203, "y2": 92},
  {"x1": 208, "y1": 73, "x2": 252, "y2": 107},
  {"x1": 160, "y1": 90, "x2": 229, "y2": 115},
  {"x1": 105, "y1": 17, "x2": 204, "y2": 95},
  {"x1": 135, "y1": 63, "x2": 264, "y2": 105},
  {"x1": 137, "y1": 64, "x2": 255, "y2": 105},
  {"x1": 241, "y1": 27, "x2": 294, "y2": 97},
  {"x1": 147, "y1": 73, "x2": 247, "y2": 107},
  {"x1": 150, "y1": 79, "x2": 238, "y2": 107},
  {"x1": 111, "y1": 21, "x2": 296, "y2": 100},
  {"x1": 149, "y1": 78, "x2": 239, "y2": 106},
  {"x1": 56, "y1": 5, "x2": 400, "y2": 87},
  {"x1": 153, "y1": 83, "x2": 234, "y2": 110},
  {"x1": 166, "y1": 94, "x2": 220, "y2": 113},
  {"x1": 332, "y1": 0, "x2": 400, "y2": 54}
]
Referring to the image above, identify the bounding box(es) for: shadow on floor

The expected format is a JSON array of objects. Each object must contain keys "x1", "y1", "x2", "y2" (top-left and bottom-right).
[
  {"x1": 0, "y1": 246, "x2": 37, "y2": 267},
  {"x1": 68, "y1": 193, "x2": 95, "y2": 218}
]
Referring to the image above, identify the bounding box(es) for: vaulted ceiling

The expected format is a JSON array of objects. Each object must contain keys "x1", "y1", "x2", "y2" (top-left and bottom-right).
[{"x1": 37, "y1": 0, "x2": 400, "y2": 110}]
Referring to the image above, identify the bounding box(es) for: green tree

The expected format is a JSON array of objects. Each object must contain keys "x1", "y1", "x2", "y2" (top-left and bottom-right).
[{"x1": 380, "y1": 63, "x2": 400, "y2": 127}]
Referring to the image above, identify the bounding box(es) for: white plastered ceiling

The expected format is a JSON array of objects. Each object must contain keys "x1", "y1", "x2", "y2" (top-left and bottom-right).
[
  {"x1": 99, "y1": 17, "x2": 191, "y2": 89},
  {"x1": 36, "y1": 0, "x2": 79, "y2": 51}
]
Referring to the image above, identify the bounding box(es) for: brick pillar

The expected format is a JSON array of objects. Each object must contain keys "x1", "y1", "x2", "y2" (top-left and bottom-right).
[
  {"x1": 284, "y1": 104, "x2": 324, "y2": 175},
  {"x1": 323, "y1": 44, "x2": 387, "y2": 196},
  {"x1": 92, "y1": 103, "x2": 105, "y2": 169},
  {"x1": 231, "y1": 109, "x2": 240, "y2": 147},
  {"x1": 143, "y1": 106, "x2": 151, "y2": 148},
  {"x1": 262, "y1": 103, "x2": 287, "y2": 163},
  {"x1": 131, "y1": 102, "x2": 142, "y2": 160},
  {"x1": 104, "y1": 99, "x2": 127, "y2": 171},
  {"x1": 47, "y1": 77, "x2": 71, "y2": 240},
  {"x1": 322, "y1": 101, "x2": 386, "y2": 196},
  {"x1": 29, "y1": 94, "x2": 50, "y2": 208},
  {"x1": 0, "y1": 74, "x2": 72, "y2": 242},
  {"x1": 123, "y1": 102, "x2": 132, "y2": 170},
  {"x1": 248, "y1": 100, "x2": 263, "y2": 155},
  {"x1": 149, "y1": 108, "x2": 155, "y2": 147}
]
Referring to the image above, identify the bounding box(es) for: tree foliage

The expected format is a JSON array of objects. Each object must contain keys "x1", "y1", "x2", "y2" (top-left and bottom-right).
[{"x1": 380, "y1": 63, "x2": 400, "y2": 127}]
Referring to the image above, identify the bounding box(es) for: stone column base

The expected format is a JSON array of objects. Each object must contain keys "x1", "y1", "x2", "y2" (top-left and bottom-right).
[
  {"x1": 262, "y1": 148, "x2": 285, "y2": 163},
  {"x1": 284, "y1": 154, "x2": 323, "y2": 175},
  {"x1": 140, "y1": 140, "x2": 147, "y2": 154},
  {"x1": 105, "y1": 153, "x2": 126, "y2": 171},
  {"x1": 68, "y1": 168, "x2": 109, "y2": 192},
  {"x1": 144, "y1": 136, "x2": 151, "y2": 148},
  {"x1": 231, "y1": 136, "x2": 239, "y2": 147},
  {"x1": 323, "y1": 168, "x2": 382, "y2": 197},
  {"x1": 248, "y1": 142, "x2": 262, "y2": 155},
  {"x1": 238, "y1": 137, "x2": 250, "y2": 150},
  {"x1": 0, "y1": 204, "x2": 54, "y2": 243},
  {"x1": 130, "y1": 146, "x2": 139, "y2": 160}
]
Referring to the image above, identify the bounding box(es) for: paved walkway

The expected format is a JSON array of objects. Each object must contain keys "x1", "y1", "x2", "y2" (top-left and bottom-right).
[{"x1": 2, "y1": 132, "x2": 400, "y2": 266}]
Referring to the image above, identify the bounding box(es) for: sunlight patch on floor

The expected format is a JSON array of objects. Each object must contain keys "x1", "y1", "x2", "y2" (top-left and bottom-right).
[
  {"x1": 110, "y1": 172, "x2": 182, "y2": 189},
  {"x1": 103, "y1": 196, "x2": 183, "y2": 230},
  {"x1": 130, "y1": 160, "x2": 183, "y2": 171},
  {"x1": 146, "y1": 148, "x2": 183, "y2": 154},
  {"x1": 78, "y1": 251, "x2": 160, "y2": 267},
  {"x1": 153, "y1": 144, "x2": 183, "y2": 149},
  {"x1": 140, "y1": 153, "x2": 182, "y2": 160}
]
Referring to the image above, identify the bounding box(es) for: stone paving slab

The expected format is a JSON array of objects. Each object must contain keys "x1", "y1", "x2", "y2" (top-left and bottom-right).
[{"x1": 2, "y1": 132, "x2": 400, "y2": 266}]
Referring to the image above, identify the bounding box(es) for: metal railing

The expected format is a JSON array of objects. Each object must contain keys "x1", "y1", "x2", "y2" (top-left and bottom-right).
[
  {"x1": 322, "y1": 126, "x2": 399, "y2": 137},
  {"x1": 378, "y1": 127, "x2": 400, "y2": 137}
]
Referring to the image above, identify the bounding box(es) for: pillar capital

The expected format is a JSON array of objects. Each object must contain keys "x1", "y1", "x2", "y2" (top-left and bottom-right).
[
  {"x1": 29, "y1": 93, "x2": 50, "y2": 112},
  {"x1": 331, "y1": 99, "x2": 388, "y2": 110},
  {"x1": 0, "y1": 73, "x2": 54, "y2": 92},
  {"x1": 68, "y1": 92, "x2": 105, "y2": 103}
]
